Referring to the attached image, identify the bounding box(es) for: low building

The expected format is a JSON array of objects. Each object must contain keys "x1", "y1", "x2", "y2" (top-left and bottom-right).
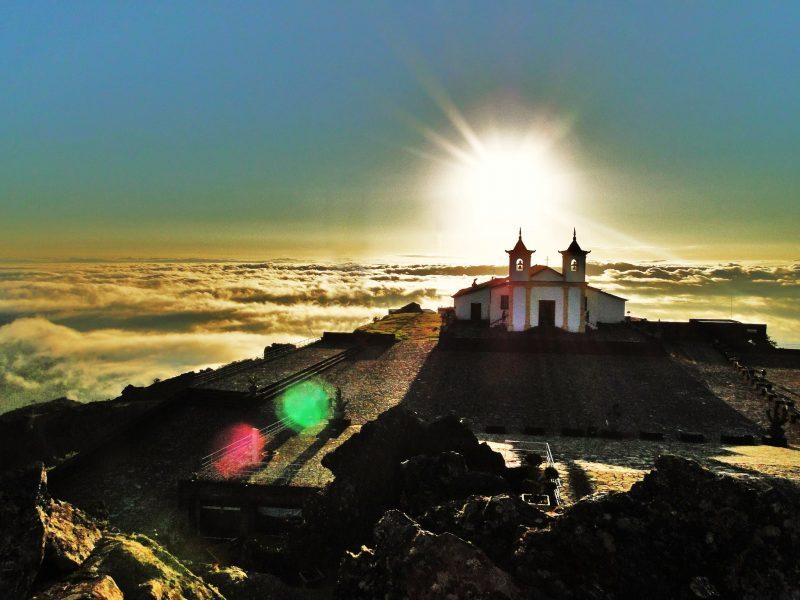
[{"x1": 453, "y1": 230, "x2": 626, "y2": 332}]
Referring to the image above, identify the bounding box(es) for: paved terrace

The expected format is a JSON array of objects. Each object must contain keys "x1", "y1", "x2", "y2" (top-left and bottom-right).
[
  {"x1": 50, "y1": 314, "x2": 441, "y2": 538},
  {"x1": 484, "y1": 435, "x2": 800, "y2": 505},
  {"x1": 193, "y1": 342, "x2": 351, "y2": 393},
  {"x1": 401, "y1": 347, "x2": 760, "y2": 437},
  {"x1": 666, "y1": 342, "x2": 800, "y2": 445},
  {"x1": 216, "y1": 312, "x2": 442, "y2": 486}
]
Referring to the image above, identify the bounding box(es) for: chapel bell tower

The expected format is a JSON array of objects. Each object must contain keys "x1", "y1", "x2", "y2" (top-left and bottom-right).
[
  {"x1": 506, "y1": 228, "x2": 534, "y2": 282},
  {"x1": 559, "y1": 228, "x2": 590, "y2": 283}
]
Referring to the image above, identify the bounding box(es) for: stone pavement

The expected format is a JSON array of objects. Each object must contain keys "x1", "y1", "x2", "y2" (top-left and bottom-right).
[{"x1": 483, "y1": 434, "x2": 800, "y2": 505}]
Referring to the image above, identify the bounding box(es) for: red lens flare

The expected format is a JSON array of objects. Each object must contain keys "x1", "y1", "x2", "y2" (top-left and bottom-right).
[{"x1": 211, "y1": 423, "x2": 266, "y2": 478}]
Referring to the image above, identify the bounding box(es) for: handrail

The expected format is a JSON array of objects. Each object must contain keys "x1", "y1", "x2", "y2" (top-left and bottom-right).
[
  {"x1": 503, "y1": 439, "x2": 563, "y2": 506},
  {"x1": 192, "y1": 336, "x2": 322, "y2": 388},
  {"x1": 197, "y1": 346, "x2": 360, "y2": 475}
]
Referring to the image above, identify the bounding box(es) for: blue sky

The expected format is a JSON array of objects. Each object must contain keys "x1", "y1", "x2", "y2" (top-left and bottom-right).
[{"x1": 1, "y1": 2, "x2": 798, "y2": 261}]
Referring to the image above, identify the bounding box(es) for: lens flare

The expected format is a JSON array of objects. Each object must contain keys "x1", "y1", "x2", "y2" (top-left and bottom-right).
[
  {"x1": 212, "y1": 423, "x2": 266, "y2": 479},
  {"x1": 276, "y1": 379, "x2": 330, "y2": 431}
]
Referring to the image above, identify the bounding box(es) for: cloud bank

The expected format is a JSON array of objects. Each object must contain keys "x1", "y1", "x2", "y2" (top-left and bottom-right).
[{"x1": 0, "y1": 260, "x2": 797, "y2": 412}]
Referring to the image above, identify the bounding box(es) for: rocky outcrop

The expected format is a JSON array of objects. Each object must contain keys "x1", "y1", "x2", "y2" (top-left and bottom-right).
[
  {"x1": 419, "y1": 494, "x2": 551, "y2": 567},
  {"x1": 337, "y1": 509, "x2": 522, "y2": 600},
  {"x1": 32, "y1": 575, "x2": 124, "y2": 600},
  {"x1": 514, "y1": 455, "x2": 800, "y2": 599},
  {"x1": 0, "y1": 465, "x2": 49, "y2": 599},
  {"x1": 43, "y1": 500, "x2": 103, "y2": 574},
  {"x1": 0, "y1": 464, "x2": 226, "y2": 600},
  {"x1": 329, "y1": 438, "x2": 800, "y2": 600},
  {"x1": 196, "y1": 564, "x2": 305, "y2": 600},
  {"x1": 75, "y1": 533, "x2": 223, "y2": 600},
  {"x1": 400, "y1": 451, "x2": 510, "y2": 515},
  {"x1": 303, "y1": 407, "x2": 510, "y2": 556}
]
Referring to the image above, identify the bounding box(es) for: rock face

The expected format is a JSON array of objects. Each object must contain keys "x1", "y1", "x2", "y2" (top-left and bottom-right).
[
  {"x1": 32, "y1": 575, "x2": 124, "y2": 600},
  {"x1": 304, "y1": 407, "x2": 509, "y2": 555},
  {"x1": 43, "y1": 499, "x2": 103, "y2": 574},
  {"x1": 400, "y1": 451, "x2": 510, "y2": 515},
  {"x1": 76, "y1": 534, "x2": 223, "y2": 600},
  {"x1": 325, "y1": 424, "x2": 800, "y2": 600},
  {"x1": 419, "y1": 494, "x2": 551, "y2": 567},
  {"x1": 196, "y1": 564, "x2": 305, "y2": 600},
  {"x1": 337, "y1": 510, "x2": 522, "y2": 600},
  {"x1": 514, "y1": 455, "x2": 800, "y2": 599},
  {"x1": 0, "y1": 465, "x2": 49, "y2": 599},
  {"x1": 0, "y1": 463, "x2": 224, "y2": 600},
  {"x1": 0, "y1": 464, "x2": 103, "y2": 599}
]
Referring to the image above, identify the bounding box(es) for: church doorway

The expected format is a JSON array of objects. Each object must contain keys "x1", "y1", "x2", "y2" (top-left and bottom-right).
[
  {"x1": 470, "y1": 303, "x2": 482, "y2": 321},
  {"x1": 538, "y1": 300, "x2": 556, "y2": 327}
]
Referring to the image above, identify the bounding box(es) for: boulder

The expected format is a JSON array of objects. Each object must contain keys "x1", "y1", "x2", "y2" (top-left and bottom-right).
[
  {"x1": 0, "y1": 464, "x2": 49, "y2": 600},
  {"x1": 76, "y1": 533, "x2": 223, "y2": 600},
  {"x1": 43, "y1": 500, "x2": 103, "y2": 574},
  {"x1": 514, "y1": 455, "x2": 800, "y2": 599},
  {"x1": 197, "y1": 564, "x2": 305, "y2": 600},
  {"x1": 399, "y1": 451, "x2": 509, "y2": 514},
  {"x1": 32, "y1": 575, "x2": 124, "y2": 599},
  {"x1": 305, "y1": 407, "x2": 509, "y2": 555},
  {"x1": 0, "y1": 463, "x2": 105, "y2": 599},
  {"x1": 419, "y1": 494, "x2": 551, "y2": 566},
  {"x1": 336, "y1": 510, "x2": 522, "y2": 600}
]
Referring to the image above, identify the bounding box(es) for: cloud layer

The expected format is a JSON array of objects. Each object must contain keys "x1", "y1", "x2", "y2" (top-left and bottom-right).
[{"x1": 0, "y1": 260, "x2": 797, "y2": 412}]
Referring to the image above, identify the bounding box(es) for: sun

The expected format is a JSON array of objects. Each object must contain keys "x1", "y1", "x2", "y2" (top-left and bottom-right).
[
  {"x1": 450, "y1": 132, "x2": 570, "y2": 216},
  {"x1": 429, "y1": 127, "x2": 579, "y2": 258}
]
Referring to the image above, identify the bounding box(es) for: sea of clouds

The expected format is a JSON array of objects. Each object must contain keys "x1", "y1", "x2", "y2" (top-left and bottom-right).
[{"x1": 0, "y1": 260, "x2": 797, "y2": 412}]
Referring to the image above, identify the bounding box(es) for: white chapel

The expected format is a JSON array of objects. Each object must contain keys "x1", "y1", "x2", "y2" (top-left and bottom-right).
[{"x1": 453, "y1": 230, "x2": 626, "y2": 332}]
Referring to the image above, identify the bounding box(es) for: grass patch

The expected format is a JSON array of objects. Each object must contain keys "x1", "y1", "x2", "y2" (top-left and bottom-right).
[{"x1": 357, "y1": 312, "x2": 440, "y2": 342}]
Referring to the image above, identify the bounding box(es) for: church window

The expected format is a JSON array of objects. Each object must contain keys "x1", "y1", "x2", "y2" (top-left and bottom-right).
[
  {"x1": 515, "y1": 258, "x2": 524, "y2": 271},
  {"x1": 500, "y1": 295, "x2": 509, "y2": 310},
  {"x1": 570, "y1": 259, "x2": 578, "y2": 272}
]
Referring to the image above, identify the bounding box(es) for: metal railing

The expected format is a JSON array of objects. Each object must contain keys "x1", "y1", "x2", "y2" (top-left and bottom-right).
[
  {"x1": 198, "y1": 416, "x2": 293, "y2": 478},
  {"x1": 191, "y1": 336, "x2": 322, "y2": 388},
  {"x1": 197, "y1": 346, "x2": 360, "y2": 479},
  {"x1": 503, "y1": 439, "x2": 563, "y2": 506},
  {"x1": 252, "y1": 347, "x2": 357, "y2": 400}
]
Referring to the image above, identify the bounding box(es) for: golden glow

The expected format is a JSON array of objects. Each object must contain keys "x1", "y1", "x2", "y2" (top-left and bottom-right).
[
  {"x1": 427, "y1": 125, "x2": 580, "y2": 258},
  {"x1": 444, "y1": 132, "x2": 572, "y2": 217}
]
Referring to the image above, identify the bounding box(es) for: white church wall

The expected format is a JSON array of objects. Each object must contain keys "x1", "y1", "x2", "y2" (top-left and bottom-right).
[
  {"x1": 512, "y1": 286, "x2": 527, "y2": 331},
  {"x1": 454, "y1": 287, "x2": 492, "y2": 320},
  {"x1": 567, "y1": 286, "x2": 583, "y2": 332},
  {"x1": 529, "y1": 287, "x2": 563, "y2": 328},
  {"x1": 489, "y1": 285, "x2": 511, "y2": 325},
  {"x1": 586, "y1": 288, "x2": 625, "y2": 325}
]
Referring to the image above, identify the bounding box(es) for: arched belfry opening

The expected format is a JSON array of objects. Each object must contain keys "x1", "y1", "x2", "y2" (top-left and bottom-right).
[
  {"x1": 506, "y1": 228, "x2": 534, "y2": 282},
  {"x1": 560, "y1": 228, "x2": 590, "y2": 283}
]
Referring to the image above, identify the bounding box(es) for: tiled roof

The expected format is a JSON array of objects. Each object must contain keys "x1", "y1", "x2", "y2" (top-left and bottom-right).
[
  {"x1": 529, "y1": 265, "x2": 563, "y2": 278},
  {"x1": 587, "y1": 286, "x2": 628, "y2": 301},
  {"x1": 453, "y1": 269, "x2": 627, "y2": 303},
  {"x1": 452, "y1": 277, "x2": 509, "y2": 298},
  {"x1": 559, "y1": 228, "x2": 590, "y2": 255}
]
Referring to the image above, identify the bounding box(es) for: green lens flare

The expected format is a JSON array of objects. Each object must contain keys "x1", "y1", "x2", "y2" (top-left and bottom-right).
[{"x1": 276, "y1": 380, "x2": 330, "y2": 431}]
